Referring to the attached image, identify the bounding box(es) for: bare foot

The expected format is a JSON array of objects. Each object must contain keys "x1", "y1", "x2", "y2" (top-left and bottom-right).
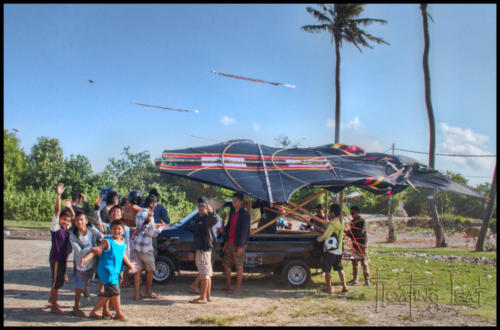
[
  {"x1": 133, "y1": 295, "x2": 142, "y2": 301},
  {"x1": 231, "y1": 289, "x2": 242, "y2": 295},
  {"x1": 89, "y1": 312, "x2": 102, "y2": 319},
  {"x1": 103, "y1": 311, "x2": 113, "y2": 318},
  {"x1": 322, "y1": 288, "x2": 334, "y2": 294},
  {"x1": 189, "y1": 298, "x2": 207, "y2": 304}
]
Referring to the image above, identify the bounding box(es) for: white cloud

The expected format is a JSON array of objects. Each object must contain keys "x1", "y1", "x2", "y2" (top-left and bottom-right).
[
  {"x1": 252, "y1": 123, "x2": 261, "y2": 131},
  {"x1": 343, "y1": 116, "x2": 361, "y2": 131},
  {"x1": 220, "y1": 116, "x2": 236, "y2": 126},
  {"x1": 327, "y1": 116, "x2": 361, "y2": 131},
  {"x1": 439, "y1": 122, "x2": 494, "y2": 171}
]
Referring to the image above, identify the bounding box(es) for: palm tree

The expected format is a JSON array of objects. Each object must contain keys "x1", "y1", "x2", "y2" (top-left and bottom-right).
[
  {"x1": 420, "y1": 3, "x2": 447, "y2": 247},
  {"x1": 302, "y1": 3, "x2": 389, "y2": 144}
]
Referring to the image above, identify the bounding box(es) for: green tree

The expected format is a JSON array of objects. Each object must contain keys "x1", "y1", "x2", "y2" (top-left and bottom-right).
[
  {"x1": 302, "y1": 3, "x2": 389, "y2": 144},
  {"x1": 26, "y1": 136, "x2": 65, "y2": 191},
  {"x1": 61, "y1": 154, "x2": 93, "y2": 195},
  {"x1": 104, "y1": 146, "x2": 158, "y2": 194},
  {"x1": 4, "y1": 129, "x2": 27, "y2": 190}
]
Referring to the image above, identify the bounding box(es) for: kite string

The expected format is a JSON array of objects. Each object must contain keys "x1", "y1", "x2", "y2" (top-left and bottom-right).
[{"x1": 221, "y1": 141, "x2": 253, "y2": 196}]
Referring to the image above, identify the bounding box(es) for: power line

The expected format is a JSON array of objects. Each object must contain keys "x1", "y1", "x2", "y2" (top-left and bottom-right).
[{"x1": 394, "y1": 147, "x2": 496, "y2": 158}]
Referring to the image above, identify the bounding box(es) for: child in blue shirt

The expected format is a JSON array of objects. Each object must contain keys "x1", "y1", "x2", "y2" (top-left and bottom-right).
[{"x1": 82, "y1": 220, "x2": 136, "y2": 321}]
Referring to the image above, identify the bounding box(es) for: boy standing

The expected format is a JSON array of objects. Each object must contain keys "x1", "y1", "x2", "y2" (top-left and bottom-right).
[
  {"x1": 347, "y1": 206, "x2": 371, "y2": 286},
  {"x1": 85, "y1": 220, "x2": 136, "y2": 321},
  {"x1": 189, "y1": 197, "x2": 219, "y2": 304},
  {"x1": 48, "y1": 183, "x2": 74, "y2": 314},
  {"x1": 133, "y1": 194, "x2": 166, "y2": 300},
  {"x1": 317, "y1": 204, "x2": 348, "y2": 294}
]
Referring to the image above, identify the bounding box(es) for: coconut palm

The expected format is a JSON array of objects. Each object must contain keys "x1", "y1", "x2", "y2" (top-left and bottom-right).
[
  {"x1": 302, "y1": 3, "x2": 389, "y2": 144},
  {"x1": 420, "y1": 3, "x2": 447, "y2": 247}
]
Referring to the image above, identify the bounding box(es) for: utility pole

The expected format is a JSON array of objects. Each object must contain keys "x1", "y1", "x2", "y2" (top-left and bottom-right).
[{"x1": 387, "y1": 143, "x2": 396, "y2": 241}]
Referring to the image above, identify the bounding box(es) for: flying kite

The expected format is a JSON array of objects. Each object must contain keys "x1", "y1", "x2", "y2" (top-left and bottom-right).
[
  {"x1": 134, "y1": 102, "x2": 199, "y2": 114},
  {"x1": 88, "y1": 80, "x2": 94, "y2": 83},
  {"x1": 12, "y1": 128, "x2": 19, "y2": 132},
  {"x1": 211, "y1": 70, "x2": 296, "y2": 88}
]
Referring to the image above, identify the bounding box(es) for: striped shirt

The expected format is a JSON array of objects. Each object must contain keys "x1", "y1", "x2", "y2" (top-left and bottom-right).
[{"x1": 134, "y1": 208, "x2": 163, "y2": 253}]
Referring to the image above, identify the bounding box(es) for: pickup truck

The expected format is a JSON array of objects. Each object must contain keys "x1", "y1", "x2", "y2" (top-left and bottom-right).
[{"x1": 153, "y1": 203, "x2": 326, "y2": 287}]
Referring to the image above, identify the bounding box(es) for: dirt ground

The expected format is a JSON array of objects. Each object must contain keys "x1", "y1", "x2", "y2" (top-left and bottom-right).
[{"x1": 3, "y1": 226, "x2": 496, "y2": 326}]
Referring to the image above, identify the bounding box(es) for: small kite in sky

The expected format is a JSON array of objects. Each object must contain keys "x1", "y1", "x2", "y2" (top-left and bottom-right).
[
  {"x1": 134, "y1": 102, "x2": 199, "y2": 113},
  {"x1": 12, "y1": 128, "x2": 19, "y2": 132},
  {"x1": 88, "y1": 80, "x2": 94, "y2": 83},
  {"x1": 211, "y1": 70, "x2": 296, "y2": 88}
]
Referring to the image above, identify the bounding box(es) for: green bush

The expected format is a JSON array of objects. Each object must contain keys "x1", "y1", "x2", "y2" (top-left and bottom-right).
[{"x1": 4, "y1": 186, "x2": 57, "y2": 222}]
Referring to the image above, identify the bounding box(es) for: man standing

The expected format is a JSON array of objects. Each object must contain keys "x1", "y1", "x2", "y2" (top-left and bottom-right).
[
  {"x1": 189, "y1": 197, "x2": 219, "y2": 304},
  {"x1": 222, "y1": 192, "x2": 250, "y2": 294},
  {"x1": 317, "y1": 204, "x2": 348, "y2": 294},
  {"x1": 347, "y1": 206, "x2": 371, "y2": 286}
]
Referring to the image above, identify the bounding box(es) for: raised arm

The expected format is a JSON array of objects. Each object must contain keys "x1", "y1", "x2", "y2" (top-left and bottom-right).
[
  {"x1": 80, "y1": 239, "x2": 108, "y2": 267},
  {"x1": 55, "y1": 183, "x2": 64, "y2": 217}
]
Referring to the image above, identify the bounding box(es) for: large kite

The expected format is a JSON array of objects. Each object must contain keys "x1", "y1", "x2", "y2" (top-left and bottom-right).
[{"x1": 157, "y1": 139, "x2": 485, "y2": 203}]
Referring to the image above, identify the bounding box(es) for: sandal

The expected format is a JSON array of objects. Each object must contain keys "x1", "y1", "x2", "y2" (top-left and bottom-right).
[
  {"x1": 51, "y1": 309, "x2": 65, "y2": 315},
  {"x1": 145, "y1": 293, "x2": 161, "y2": 299},
  {"x1": 70, "y1": 310, "x2": 86, "y2": 317},
  {"x1": 189, "y1": 298, "x2": 207, "y2": 304}
]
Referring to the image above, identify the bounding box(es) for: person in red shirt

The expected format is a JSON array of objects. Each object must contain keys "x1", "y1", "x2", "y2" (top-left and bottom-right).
[{"x1": 222, "y1": 192, "x2": 250, "y2": 294}]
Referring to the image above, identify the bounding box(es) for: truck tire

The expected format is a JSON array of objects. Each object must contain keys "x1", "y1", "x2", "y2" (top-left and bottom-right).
[
  {"x1": 281, "y1": 259, "x2": 311, "y2": 287},
  {"x1": 153, "y1": 256, "x2": 175, "y2": 284}
]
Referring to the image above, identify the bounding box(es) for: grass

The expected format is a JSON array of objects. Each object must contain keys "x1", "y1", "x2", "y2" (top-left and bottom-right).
[
  {"x1": 371, "y1": 246, "x2": 496, "y2": 260},
  {"x1": 4, "y1": 219, "x2": 51, "y2": 230},
  {"x1": 190, "y1": 305, "x2": 279, "y2": 326},
  {"x1": 310, "y1": 248, "x2": 496, "y2": 322}
]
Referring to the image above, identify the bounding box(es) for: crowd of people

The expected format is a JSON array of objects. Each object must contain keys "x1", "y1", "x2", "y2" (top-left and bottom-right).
[{"x1": 47, "y1": 183, "x2": 370, "y2": 322}]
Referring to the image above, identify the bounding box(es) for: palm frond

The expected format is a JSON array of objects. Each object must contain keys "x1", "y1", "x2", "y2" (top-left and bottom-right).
[
  {"x1": 352, "y1": 18, "x2": 388, "y2": 26},
  {"x1": 305, "y1": 7, "x2": 333, "y2": 24},
  {"x1": 302, "y1": 24, "x2": 332, "y2": 34}
]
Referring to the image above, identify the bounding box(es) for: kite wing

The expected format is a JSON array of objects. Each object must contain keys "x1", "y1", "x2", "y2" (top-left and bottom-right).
[{"x1": 157, "y1": 140, "x2": 485, "y2": 202}]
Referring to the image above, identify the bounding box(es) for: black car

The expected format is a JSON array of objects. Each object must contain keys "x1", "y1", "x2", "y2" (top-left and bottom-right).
[{"x1": 153, "y1": 203, "x2": 325, "y2": 287}]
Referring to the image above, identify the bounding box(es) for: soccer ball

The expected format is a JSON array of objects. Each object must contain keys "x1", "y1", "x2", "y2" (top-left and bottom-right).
[{"x1": 325, "y1": 235, "x2": 338, "y2": 251}]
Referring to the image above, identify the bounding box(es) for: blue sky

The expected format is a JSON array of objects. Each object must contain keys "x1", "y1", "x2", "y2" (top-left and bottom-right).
[{"x1": 4, "y1": 4, "x2": 496, "y2": 187}]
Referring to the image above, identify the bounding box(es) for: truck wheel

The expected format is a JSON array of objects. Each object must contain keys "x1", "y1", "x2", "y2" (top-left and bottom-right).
[
  {"x1": 153, "y1": 256, "x2": 175, "y2": 284},
  {"x1": 281, "y1": 260, "x2": 310, "y2": 287}
]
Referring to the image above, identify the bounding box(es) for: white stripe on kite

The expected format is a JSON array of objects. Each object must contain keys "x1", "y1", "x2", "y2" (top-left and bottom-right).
[
  {"x1": 134, "y1": 102, "x2": 199, "y2": 113},
  {"x1": 211, "y1": 70, "x2": 296, "y2": 88}
]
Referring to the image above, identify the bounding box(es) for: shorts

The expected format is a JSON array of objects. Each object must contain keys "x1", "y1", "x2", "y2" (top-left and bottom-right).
[
  {"x1": 195, "y1": 250, "x2": 213, "y2": 279},
  {"x1": 134, "y1": 250, "x2": 156, "y2": 272},
  {"x1": 75, "y1": 268, "x2": 95, "y2": 289},
  {"x1": 103, "y1": 283, "x2": 120, "y2": 297},
  {"x1": 50, "y1": 261, "x2": 67, "y2": 290},
  {"x1": 222, "y1": 242, "x2": 245, "y2": 270},
  {"x1": 322, "y1": 253, "x2": 343, "y2": 273}
]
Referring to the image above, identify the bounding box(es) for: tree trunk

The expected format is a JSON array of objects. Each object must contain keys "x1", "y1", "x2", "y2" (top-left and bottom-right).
[
  {"x1": 421, "y1": 3, "x2": 446, "y2": 247},
  {"x1": 334, "y1": 37, "x2": 341, "y2": 144},
  {"x1": 476, "y1": 162, "x2": 496, "y2": 251},
  {"x1": 387, "y1": 143, "x2": 396, "y2": 241},
  {"x1": 387, "y1": 197, "x2": 396, "y2": 241}
]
